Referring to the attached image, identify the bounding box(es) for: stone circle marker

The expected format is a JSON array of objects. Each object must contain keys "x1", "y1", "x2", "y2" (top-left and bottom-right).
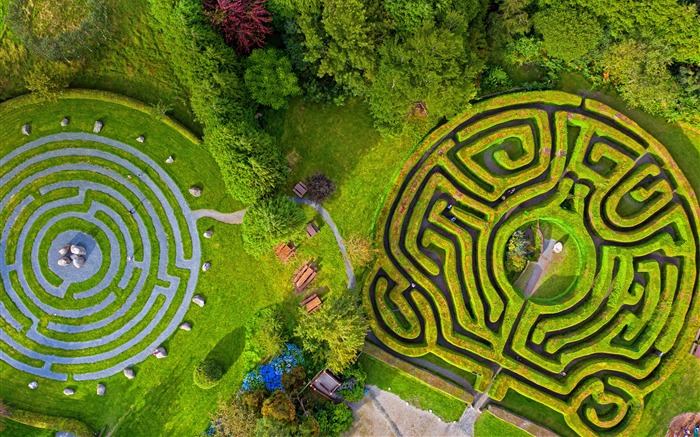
[
  {"x1": 0, "y1": 130, "x2": 202, "y2": 382},
  {"x1": 21, "y1": 124, "x2": 31, "y2": 135},
  {"x1": 136, "y1": 135, "x2": 145, "y2": 143},
  {"x1": 61, "y1": 117, "x2": 70, "y2": 127},
  {"x1": 179, "y1": 322, "x2": 191, "y2": 331},
  {"x1": 63, "y1": 388, "x2": 75, "y2": 396},
  {"x1": 188, "y1": 186, "x2": 202, "y2": 197},
  {"x1": 192, "y1": 295, "x2": 205, "y2": 307},
  {"x1": 28, "y1": 381, "x2": 38, "y2": 389},
  {"x1": 97, "y1": 383, "x2": 106, "y2": 396},
  {"x1": 93, "y1": 120, "x2": 103, "y2": 133}
]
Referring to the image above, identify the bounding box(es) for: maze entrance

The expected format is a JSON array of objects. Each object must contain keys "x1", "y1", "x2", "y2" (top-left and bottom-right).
[{"x1": 364, "y1": 92, "x2": 700, "y2": 436}]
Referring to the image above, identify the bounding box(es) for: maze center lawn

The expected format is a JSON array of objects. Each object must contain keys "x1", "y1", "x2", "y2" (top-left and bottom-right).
[{"x1": 0, "y1": 92, "x2": 346, "y2": 436}]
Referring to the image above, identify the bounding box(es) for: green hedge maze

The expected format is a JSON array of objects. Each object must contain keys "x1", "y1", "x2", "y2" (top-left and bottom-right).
[
  {"x1": 0, "y1": 131, "x2": 201, "y2": 382},
  {"x1": 364, "y1": 92, "x2": 700, "y2": 436}
]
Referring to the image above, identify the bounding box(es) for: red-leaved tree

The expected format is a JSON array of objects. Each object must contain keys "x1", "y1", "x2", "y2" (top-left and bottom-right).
[{"x1": 202, "y1": 0, "x2": 273, "y2": 54}]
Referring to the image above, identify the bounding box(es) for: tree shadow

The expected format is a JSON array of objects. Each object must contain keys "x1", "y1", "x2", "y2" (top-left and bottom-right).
[{"x1": 205, "y1": 327, "x2": 245, "y2": 372}]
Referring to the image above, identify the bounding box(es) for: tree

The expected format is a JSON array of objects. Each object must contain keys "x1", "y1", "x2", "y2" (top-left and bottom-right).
[
  {"x1": 202, "y1": 0, "x2": 273, "y2": 54},
  {"x1": 304, "y1": 173, "x2": 336, "y2": 203},
  {"x1": 241, "y1": 196, "x2": 306, "y2": 257},
  {"x1": 205, "y1": 123, "x2": 287, "y2": 203},
  {"x1": 193, "y1": 359, "x2": 224, "y2": 389},
  {"x1": 487, "y1": 0, "x2": 533, "y2": 48},
  {"x1": 244, "y1": 307, "x2": 286, "y2": 367},
  {"x1": 603, "y1": 39, "x2": 681, "y2": 118},
  {"x1": 314, "y1": 403, "x2": 354, "y2": 437},
  {"x1": 261, "y1": 390, "x2": 295, "y2": 422},
  {"x1": 245, "y1": 48, "x2": 301, "y2": 109},
  {"x1": 294, "y1": 292, "x2": 367, "y2": 373},
  {"x1": 532, "y1": 5, "x2": 603, "y2": 62},
  {"x1": 24, "y1": 61, "x2": 72, "y2": 101},
  {"x1": 346, "y1": 234, "x2": 378, "y2": 269},
  {"x1": 212, "y1": 396, "x2": 258, "y2": 437},
  {"x1": 281, "y1": 365, "x2": 307, "y2": 395},
  {"x1": 338, "y1": 362, "x2": 366, "y2": 402}
]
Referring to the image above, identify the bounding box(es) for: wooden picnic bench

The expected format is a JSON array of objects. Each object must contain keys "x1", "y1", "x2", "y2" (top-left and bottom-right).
[
  {"x1": 306, "y1": 221, "x2": 319, "y2": 238},
  {"x1": 293, "y1": 181, "x2": 307, "y2": 197},
  {"x1": 300, "y1": 293, "x2": 323, "y2": 314},
  {"x1": 274, "y1": 242, "x2": 297, "y2": 263},
  {"x1": 293, "y1": 262, "x2": 318, "y2": 293}
]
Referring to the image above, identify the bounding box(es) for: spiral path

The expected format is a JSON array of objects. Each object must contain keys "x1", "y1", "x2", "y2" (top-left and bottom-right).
[
  {"x1": 0, "y1": 132, "x2": 200, "y2": 381},
  {"x1": 364, "y1": 92, "x2": 700, "y2": 436}
]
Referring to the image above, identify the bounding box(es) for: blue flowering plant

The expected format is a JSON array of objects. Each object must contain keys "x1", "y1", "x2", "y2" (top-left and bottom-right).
[{"x1": 241, "y1": 343, "x2": 304, "y2": 392}]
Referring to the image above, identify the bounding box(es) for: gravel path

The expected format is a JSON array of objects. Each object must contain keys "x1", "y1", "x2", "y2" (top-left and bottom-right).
[
  {"x1": 191, "y1": 208, "x2": 247, "y2": 224},
  {"x1": 346, "y1": 385, "x2": 468, "y2": 437}
]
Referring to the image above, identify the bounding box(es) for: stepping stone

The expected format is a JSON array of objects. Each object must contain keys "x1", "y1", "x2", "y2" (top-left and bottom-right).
[
  {"x1": 21, "y1": 124, "x2": 31, "y2": 135},
  {"x1": 203, "y1": 229, "x2": 213, "y2": 239},
  {"x1": 153, "y1": 346, "x2": 167, "y2": 359},
  {"x1": 124, "y1": 368, "x2": 135, "y2": 379},
  {"x1": 136, "y1": 135, "x2": 145, "y2": 143},
  {"x1": 93, "y1": 120, "x2": 103, "y2": 133},
  {"x1": 179, "y1": 322, "x2": 192, "y2": 331},
  {"x1": 28, "y1": 381, "x2": 38, "y2": 389},
  {"x1": 201, "y1": 262, "x2": 210, "y2": 272},
  {"x1": 97, "y1": 383, "x2": 106, "y2": 396},
  {"x1": 189, "y1": 186, "x2": 202, "y2": 197},
  {"x1": 192, "y1": 295, "x2": 205, "y2": 307},
  {"x1": 63, "y1": 388, "x2": 75, "y2": 396},
  {"x1": 165, "y1": 155, "x2": 174, "y2": 164},
  {"x1": 61, "y1": 117, "x2": 70, "y2": 127}
]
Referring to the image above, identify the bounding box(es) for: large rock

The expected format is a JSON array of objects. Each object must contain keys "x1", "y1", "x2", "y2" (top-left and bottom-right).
[
  {"x1": 553, "y1": 242, "x2": 563, "y2": 254},
  {"x1": 58, "y1": 244, "x2": 71, "y2": 256},
  {"x1": 61, "y1": 117, "x2": 70, "y2": 127},
  {"x1": 153, "y1": 346, "x2": 167, "y2": 359},
  {"x1": 192, "y1": 295, "x2": 205, "y2": 307},
  {"x1": 63, "y1": 388, "x2": 75, "y2": 396},
  {"x1": 70, "y1": 245, "x2": 86, "y2": 256},
  {"x1": 123, "y1": 368, "x2": 135, "y2": 379},
  {"x1": 136, "y1": 135, "x2": 145, "y2": 143},
  {"x1": 165, "y1": 155, "x2": 174, "y2": 164},
  {"x1": 21, "y1": 124, "x2": 31, "y2": 135},
  {"x1": 179, "y1": 322, "x2": 192, "y2": 331},
  {"x1": 188, "y1": 186, "x2": 202, "y2": 197},
  {"x1": 93, "y1": 120, "x2": 103, "y2": 133},
  {"x1": 72, "y1": 255, "x2": 85, "y2": 269},
  {"x1": 57, "y1": 256, "x2": 71, "y2": 267},
  {"x1": 28, "y1": 381, "x2": 38, "y2": 389},
  {"x1": 97, "y1": 383, "x2": 106, "y2": 396},
  {"x1": 203, "y1": 229, "x2": 213, "y2": 239},
  {"x1": 201, "y1": 262, "x2": 210, "y2": 272}
]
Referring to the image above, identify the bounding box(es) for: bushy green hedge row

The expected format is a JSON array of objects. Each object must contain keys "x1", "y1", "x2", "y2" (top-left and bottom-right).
[
  {"x1": 364, "y1": 92, "x2": 700, "y2": 436},
  {"x1": 6, "y1": 407, "x2": 93, "y2": 437}
]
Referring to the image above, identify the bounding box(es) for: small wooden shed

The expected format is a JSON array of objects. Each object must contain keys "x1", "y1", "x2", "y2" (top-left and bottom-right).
[{"x1": 309, "y1": 369, "x2": 342, "y2": 400}]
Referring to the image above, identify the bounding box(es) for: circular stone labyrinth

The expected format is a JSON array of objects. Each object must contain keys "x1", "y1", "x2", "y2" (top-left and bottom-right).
[
  {"x1": 0, "y1": 130, "x2": 200, "y2": 382},
  {"x1": 364, "y1": 92, "x2": 700, "y2": 436}
]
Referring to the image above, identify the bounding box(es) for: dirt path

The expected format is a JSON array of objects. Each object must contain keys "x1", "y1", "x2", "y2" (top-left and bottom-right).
[{"x1": 191, "y1": 208, "x2": 247, "y2": 224}]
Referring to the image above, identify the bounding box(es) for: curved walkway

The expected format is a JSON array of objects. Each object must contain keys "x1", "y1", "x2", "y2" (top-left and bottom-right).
[
  {"x1": 191, "y1": 208, "x2": 247, "y2": 224},
  {"x1": 291, "y1": 197, "x2": 356, "y2": 289}
]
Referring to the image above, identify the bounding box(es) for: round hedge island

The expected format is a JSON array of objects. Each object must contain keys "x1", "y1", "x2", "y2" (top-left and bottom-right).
[{"x1": 363, "y1": 91, "x2": 700, "y2": 436}]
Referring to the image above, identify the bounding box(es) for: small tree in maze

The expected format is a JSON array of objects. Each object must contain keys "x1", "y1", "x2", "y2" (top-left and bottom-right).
[
  {"x1": 304, "y1": 173, "x2": 336, "y2": 203},
  {"x1": 193, "y1": 359, "x2": 224, "y2": 389},
  {"x1": 346, "y1": 234, "x2": 379, "y2": 269}
]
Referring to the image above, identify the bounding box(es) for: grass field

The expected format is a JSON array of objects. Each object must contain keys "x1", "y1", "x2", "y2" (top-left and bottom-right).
[
  {"x1": 474, "y1": 411, "x2": 533, "y2": 437},
  {"x1": 358, "y1": 354, "x2": 467, "y2": 422}
]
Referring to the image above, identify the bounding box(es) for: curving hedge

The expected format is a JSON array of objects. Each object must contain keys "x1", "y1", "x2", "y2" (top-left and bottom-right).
[{"x1": 363, "y1": 91, "x2": 700, "y2": 436}]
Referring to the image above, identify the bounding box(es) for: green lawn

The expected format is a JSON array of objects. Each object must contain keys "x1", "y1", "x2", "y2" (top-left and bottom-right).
[
  {"x1": 495, "y1": 391, "x2": 576, "y2": 437},
  {"x1": 0, "y1": 419, "x2": 54, "y2": 437},
  {"x1": 359, "y1": 354, "x2": 467, "y2": 422},
  {"x1": 474, "y1": 411, "x2": 533, "y2": 437},
  {"x1": 0, "y1": 93, "x2": 348, "y2": 436}
]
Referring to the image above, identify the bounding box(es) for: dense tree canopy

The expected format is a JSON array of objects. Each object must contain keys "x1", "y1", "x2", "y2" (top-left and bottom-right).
[
  {"x1": 245, "y1": 48, "x2": 301, "y2": 109},
  {"x1": 533, "y1": 5, "x2": 603, "y2": 62},
  {"x1": 241, "y1": 196, "x2": 306, "y2": 257}
]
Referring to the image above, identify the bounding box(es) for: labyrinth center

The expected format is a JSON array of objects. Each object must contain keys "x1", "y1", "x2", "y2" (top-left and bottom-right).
[
  {"x1": 364, "y1": 92, "x2": 700, "y2": 435},
  {"x1": 0, "y1": 129, "x2": 200, "y2": 382}
]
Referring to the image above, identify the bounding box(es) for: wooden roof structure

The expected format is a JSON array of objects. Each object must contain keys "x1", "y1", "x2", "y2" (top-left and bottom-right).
[
  {"x1": 693, "y1": 343, "x2": 700, "y2": 359},
  {"x1": 309, "y1": 369, "x2": 342, "y2": 400},
  {"x1": 274, "y1": 241, "x2": 297, "y2": 263},
  {"x1": 306, "y1": 221, "x2": 319, "y2": 238},
  {"x1": 293, "y1": 181, "x2": 307, "y2": 197},
  {"x1": 293, "y1": 262, "x2": 317, "y2": 293},
  {"x1": 300, "y1": 293, "x2": 323, "y2": 314}
]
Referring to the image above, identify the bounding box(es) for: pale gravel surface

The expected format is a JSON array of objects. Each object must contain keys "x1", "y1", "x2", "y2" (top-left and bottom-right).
[{"x1": 345, "y1": 385, "x2": 468, "y2": 437}]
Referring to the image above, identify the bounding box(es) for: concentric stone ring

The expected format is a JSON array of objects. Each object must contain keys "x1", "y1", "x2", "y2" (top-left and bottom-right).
[
  {"x1": 0, "y1": 132, "x2": 200, "y2": 381},
  {"x1": 364, "y1": 92, "x2": 700, "y2": 436}
]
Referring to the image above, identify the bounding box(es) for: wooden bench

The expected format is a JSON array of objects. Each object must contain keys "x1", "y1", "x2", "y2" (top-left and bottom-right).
[
  {"x1": 300, "y1": 293, "x2": 323, "y2": 314},
  {"x1": 293, "y1": 181, "x2": 307, "y2": 197},
  {"x1": 293, "y1": 262, "x2": 318, "y2": 293},
  {"x1": 274, "y1": 242, "x2": 296, "y2": 263},
  {"x1": 306, "y1": 221, "x2": 319, "y2": 238}
]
